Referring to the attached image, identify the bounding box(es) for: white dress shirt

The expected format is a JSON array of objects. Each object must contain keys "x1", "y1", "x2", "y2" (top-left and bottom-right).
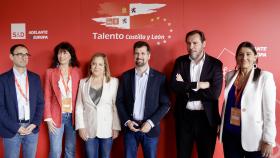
[
  {"x1": 133, "y1": 67, "x2": 149, "y2": 121},
  {"x1": 13, "y1": 67, "x2": 30, "y2": 120},
  {"x1": 186, "y1": 54, "x2": 205, "y2": 110}
]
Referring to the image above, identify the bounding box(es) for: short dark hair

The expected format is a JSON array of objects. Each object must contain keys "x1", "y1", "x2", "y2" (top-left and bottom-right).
[
  {"x1": 185, "y1": 30, "x2": 206, "y2": 43},
  {"x1": 133, "y1": 41, "x2": 150, "y2": 53},
  {"x1": 10, "y1": 44, "x2": 28, "y2": 54},
  {"x1": 236, "y1": 41, "x2": 261, "y2": 81},
  {"x1": 51, "y1": 42, "x2": 80, "y2": 68}
]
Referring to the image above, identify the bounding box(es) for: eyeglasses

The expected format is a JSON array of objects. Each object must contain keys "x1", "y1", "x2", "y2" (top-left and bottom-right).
[{"x1": 13, "y1": 53, "x2": 31, "y2": 58}]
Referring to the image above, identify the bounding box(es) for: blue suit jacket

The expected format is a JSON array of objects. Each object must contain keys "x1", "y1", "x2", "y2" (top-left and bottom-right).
[
  {"x1": 116, "y1": 68, "x2": 170, "y2": 137},
  {"x1": 0, "y1": 69, "x2": 44, "y2": 138}
]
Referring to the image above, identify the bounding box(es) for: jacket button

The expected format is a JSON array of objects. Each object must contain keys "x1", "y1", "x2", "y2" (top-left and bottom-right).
[{"x1": 242, "y1": 108, "x2": 246, "y2": 112}]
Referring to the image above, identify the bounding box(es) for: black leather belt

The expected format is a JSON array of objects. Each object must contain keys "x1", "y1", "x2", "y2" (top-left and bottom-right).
[{"x1": 18, "y1": 120, "x2": 30, "y2": 123}]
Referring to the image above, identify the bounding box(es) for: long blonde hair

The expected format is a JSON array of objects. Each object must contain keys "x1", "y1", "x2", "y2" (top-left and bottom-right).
[{"x1": 88, "y1": 53, "x2": 111, "y2": 82}]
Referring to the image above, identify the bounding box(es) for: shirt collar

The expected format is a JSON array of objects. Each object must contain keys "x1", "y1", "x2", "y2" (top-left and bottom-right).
[
  {"x1": 135, "y1": 66, "x2": 150, "y2": 77},
  {"x1": 13, "y1": 67, "x2": 27, "y2": 78},
  {"x1": 189, "y1": 52, "x2": 206, "y2": 65}
]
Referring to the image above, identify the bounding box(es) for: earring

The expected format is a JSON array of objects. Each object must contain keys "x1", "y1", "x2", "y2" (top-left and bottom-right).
[
  {"x1": 253, "y1": 63, "x2": 258, "y2": 69},
  {"x1": 235, "y1": 65, "x2": 239, "y2": 70},
  {"x1": 253, "y1": 63, "x2": 257, "y2": 69}
]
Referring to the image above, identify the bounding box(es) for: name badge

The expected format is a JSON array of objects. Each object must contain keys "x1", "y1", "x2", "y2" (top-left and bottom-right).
[
  {"x1": 62, "y1": 97, "x2": 72, "y2": 113},
  {"x1": 230, "y1": 107, "x2": 241, "y2": 126}
]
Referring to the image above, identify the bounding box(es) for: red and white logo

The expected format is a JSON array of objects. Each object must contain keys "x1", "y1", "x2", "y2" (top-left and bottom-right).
[
  {"x1": 91, "y1": 2, "x2": 173, "y2": 45},
  {"x1": 92, "y1": 3, "x2": 166, "y2": 29}
]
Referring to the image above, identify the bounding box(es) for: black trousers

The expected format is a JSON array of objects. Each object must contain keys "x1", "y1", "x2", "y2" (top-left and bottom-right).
[
  {"x1": 176, "y1": 109, "x2": 217, "y2": 158},
  {"x1": 222, "y1": 131, "x2": 264, "y2": 158}
]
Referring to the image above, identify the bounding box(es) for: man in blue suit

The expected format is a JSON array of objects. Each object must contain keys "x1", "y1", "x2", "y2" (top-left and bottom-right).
[
  {"x1": 0, "y1": 44, "x2": 44, "y2": 158},
  {"x1": 116, "y1": 41, "x2": 170, "y2": 158}
]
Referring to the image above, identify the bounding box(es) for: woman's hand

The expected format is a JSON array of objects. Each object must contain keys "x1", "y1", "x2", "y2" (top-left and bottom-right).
[
  {"x1": 47, "y1": 119, "x2": 57, "y2": 134},
  {"x1": 112, "y1": 130, "x2": 119, "y2": 139},
  {"x1": 261, "y1": 141, "x2": 273, "y2": 158},
  {"x1": 79, "y1": 128, "x2": 88, "y2": 141}
]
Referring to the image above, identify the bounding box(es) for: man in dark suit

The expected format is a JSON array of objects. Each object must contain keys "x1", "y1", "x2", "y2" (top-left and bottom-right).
[
  {"x1": 0, "y1": 44, "x2": 44, "y2": 158},
  {"x1": 116, "y1": 41, "x2": 170, "y2": 158},
  {"x1": 171, "y1": 30, "x2": 223, "y2": 158}
]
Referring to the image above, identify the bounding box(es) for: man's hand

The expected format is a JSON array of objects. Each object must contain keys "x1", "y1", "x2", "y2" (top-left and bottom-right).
[
  {"x1": 140, "y1": 122, "x2": 152, "y2": 133},
  {"x1": 18, "y1": 126, "x2": 27, "y2": 135},
  {"x1": 25, "y1": 124, "x2": 36, "y2": 135},
  {"x1": 198, "y1": 81, "x2": 210, "y2": 89},
  {"x1": 78, "y1": 128, "x2": 88, "y2": 141},
  {"x1": 176, "y1": 74, "x2": 184, "y2": 82},
  {"x1": 46, "y1": 119, "x2": 57, "y2": 134},
  {"x1": 127, "y1": 120, "x2": 140, "y2": 132}
]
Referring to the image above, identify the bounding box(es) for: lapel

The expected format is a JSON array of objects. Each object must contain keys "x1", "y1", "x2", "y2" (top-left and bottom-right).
[
  {"x1": 51, "y1": 68, "x2": 62, "y2": 106},
  {"x1": 145, "y1": 68, "x2": 155, "y2": 103},
  {"x1": 200, "y1": 54, "x2": 210, "y2": 80},
  {"x1": 241, "y1": 68, "x2": 254, "y2": 98},
  {"x1": 224, "y1": 71, "x2": 238, "y2": 102},
  {"x1": 7, "y1": 69, "x2": 19, "y2": 117},
  {"x1": 70, "y1": 68, "x2": 78, "y2": 105},
  {"x1": 184, "y1": 56, "x2": 191, "y2": 82},
  {"x1": 27, "y1": 71, "x2": 34, "y2": 109},
  {"x1": 223, "y1": 69, "x2": 254, "y2": 105},
  {"x1": 84, "y1": 77, "x2": 94, "y2": 107},
  {"x1": 130, "y1": 69, "x2": 136, "y2": 100},
  {"x1": 85, "y1": 76, "x2": 107, "y2": 107}
]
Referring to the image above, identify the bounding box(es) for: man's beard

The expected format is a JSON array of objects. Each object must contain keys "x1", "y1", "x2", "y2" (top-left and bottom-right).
[
  {"x1": 135, "y1": 59, "x2": 145, "y2": 67},
  {"x1": 189, "y1": 50, "x2": 203, "y2": 61}
]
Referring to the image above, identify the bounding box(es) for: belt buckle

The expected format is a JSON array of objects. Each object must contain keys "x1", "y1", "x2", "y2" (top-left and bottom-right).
[{"x1": 18, "y1": 120, "x2": 29, "y2": 123}]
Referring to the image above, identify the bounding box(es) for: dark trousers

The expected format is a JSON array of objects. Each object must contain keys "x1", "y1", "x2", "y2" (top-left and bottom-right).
[
  {"x1": 223, "y1": 131, "x2": 264, "y2": 158},
  {"x1": 176, "y1": 109, "x2": 217, "y2": 158}
]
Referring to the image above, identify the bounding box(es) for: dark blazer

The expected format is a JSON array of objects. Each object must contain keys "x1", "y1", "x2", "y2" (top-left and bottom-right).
[
  {"x1": 116, "y1": 68, "x2": 170, "y2": 137},
  {"x1": 171, "y1": 54, "x2": 223, "y2": 126},
  {"x1": 0, "y1": 69, "x2": 44, "y2": 138}
]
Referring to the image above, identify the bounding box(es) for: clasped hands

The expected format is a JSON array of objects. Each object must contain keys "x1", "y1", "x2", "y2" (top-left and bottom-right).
[
  {"x1": 18, "y1": 124, "x2": 36, "y2": 135},
  {"x1": 127, "y1": 120, "x2": 151, "y2": 133}
]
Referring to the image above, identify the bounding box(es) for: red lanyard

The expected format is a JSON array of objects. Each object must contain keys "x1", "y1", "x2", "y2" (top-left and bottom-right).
[
  {"x1": 59, "y1": 68, "x2": 71, "y2": 95},
  {"x1": 15, "y1": 74, "x2": 29, "y2": 103},
  {"x1": 234, "y1": 74, "x2": 248, "y2": 106}
]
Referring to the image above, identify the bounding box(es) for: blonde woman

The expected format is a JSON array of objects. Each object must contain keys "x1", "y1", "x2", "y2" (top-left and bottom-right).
[{"x1": 76, "y1": 53, "x2": 120, "y2": 158}]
